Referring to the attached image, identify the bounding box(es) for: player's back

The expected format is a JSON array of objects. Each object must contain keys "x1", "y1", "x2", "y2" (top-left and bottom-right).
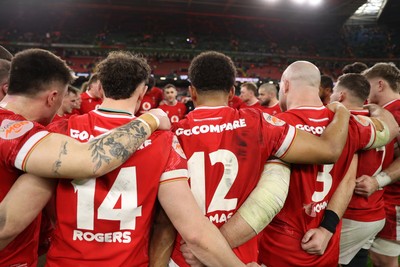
[
  {"x1": 259, "y1": 106, "x2": 375, "y2": 267},
  {"x1": 344, "y1": 109, "x2": 386, "y2": 222},
  {"x1": 46, "y1": 109, "x2": 186, "y2": 267},
  {"x1": 171, "y1": 106, "x2": 295, "y2": 265},
  {"x1": 378, "y1": 99, "x2": 400, "y2": 240},
  {"x1": 0, "y1": 109, "x2": 49, "y2": 266}
]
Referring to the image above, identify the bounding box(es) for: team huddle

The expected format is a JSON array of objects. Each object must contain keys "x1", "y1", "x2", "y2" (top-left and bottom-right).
[{"x1": 0, "y1": 46, "x2": 399, "y2": 267}]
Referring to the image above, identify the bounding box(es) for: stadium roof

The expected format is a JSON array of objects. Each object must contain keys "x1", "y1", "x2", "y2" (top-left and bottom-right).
[{"x1": 1, "y1": 0, "x2": 398, "y2": 26}]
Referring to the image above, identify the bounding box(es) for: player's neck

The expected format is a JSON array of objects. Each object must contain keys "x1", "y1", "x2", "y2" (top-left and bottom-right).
[
  {"x1": 195, "y1": 95, "x2": 229, "y2": 107},
  {"x1": 57, "y1": 109, "x2": 65, "y2": 117},
  {"x1": 99, "y1": 98, "x2": 137, "y2": 115},
  {"x1": 0, "y1": 94, "x2": 48, "y2": 123},
  {"x1": 378, "y1": 91, "x2": 400, "y2": 107},
  {"x1": 267, "y1": 98, "x2": 279, "y2": 107},
  {"x1": 166, "y1": 99, "x2": 177, "y2": 106},
  {"x1": 287, "y1": 93, "x2": 322, "y2": 109},
  {"x1": 245, "y1": 97, "x2": 259, "y2": 106}
]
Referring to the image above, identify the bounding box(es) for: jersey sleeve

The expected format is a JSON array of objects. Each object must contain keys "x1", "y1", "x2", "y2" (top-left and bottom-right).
[
  {"x1": 261, "y1": 112, "x2": 296, "y2": 159},
  {"x1": 159, "y1": 134, "x2": 188, "y2": 184},
  {"x1": 350, "y1": 115, "x2": 377, "y2": 150},
  {"x1": 0, "y1": 119, "x2": 50, "y2": 171}
]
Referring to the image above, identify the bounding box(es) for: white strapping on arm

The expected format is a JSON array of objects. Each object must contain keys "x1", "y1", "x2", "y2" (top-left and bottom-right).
[{"x1": 237, "y1": 160, "x2": 290, "y2": 234}]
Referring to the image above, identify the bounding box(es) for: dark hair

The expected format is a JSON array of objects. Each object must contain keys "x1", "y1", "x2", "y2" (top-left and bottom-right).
[
  {"x1": 8, "y1": 49, "x2": 74, "y2": 96},
  {"x1": 337, "y1": 73, "x2": 370, "y2": 103},
  {"x1": 163, "y1": 83, "x2": 176, "y2": 90},
  {"x1": 96, "y1": 51, "x2": 151, "y2": 100},
  {"x1": 362, "y1": 62, "x2": 400, "y2": 92},
  {"x1": 189, "y1": 51, "x2": 236, "y2": 93},
  {"x1": 342, "y1": 62, "x2": 368, "y2": 74},
  {"x1": 0, "y1": 45, "x2": 12, "y2": 61},
  {"x1": 241, "y1": 82, "x2": 258, "y2": 96},
  {"x1": 146, "y1": 75, "x2": 155, "y2": 88},
  {"x1": 67, "y1": 85, "x2": 80, "y2": 95},
  {"x1": 88, "y1": 73, "x2": 99, "y2": 85},
  {"x1": 320, "y1": 75, "x2": 334, "y2": 91},
  {"x1": 0, "y1": 59, "x2": 11, "y2": 82}
]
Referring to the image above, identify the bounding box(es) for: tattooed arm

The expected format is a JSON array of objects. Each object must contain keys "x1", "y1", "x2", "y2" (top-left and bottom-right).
[{"x1": 24, "y1": 110, "x2": 169, "y2": 179}]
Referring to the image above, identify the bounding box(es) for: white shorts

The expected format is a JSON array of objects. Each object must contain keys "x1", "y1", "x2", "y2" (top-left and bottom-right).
[
  {"x1": 370, "y1": 237, "x2": 400, "y2": 257},
  {"x1": 339, "y1": 218, "x2": 385, "y2": 265}
]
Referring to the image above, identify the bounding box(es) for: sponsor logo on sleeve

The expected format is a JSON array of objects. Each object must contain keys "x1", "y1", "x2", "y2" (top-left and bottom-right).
[
  {"x1": 172, "y1": 135, "x2": 187, "y2": 159},
  {"x1": 0, "y1": 119, "x2": 34, "y2": 140},
  {"x1": 263, "y1": 113, "x2": 286, "y2": 126},
  {"x1": 353, "y1": 115, "x2": 371, "y2": 126}
]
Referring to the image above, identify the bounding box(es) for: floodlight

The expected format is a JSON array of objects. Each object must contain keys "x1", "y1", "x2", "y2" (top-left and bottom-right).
[
  {"x1": 291, "y1": 0, "x2": 306, "y2": 5},
  {"x1": 309, "y1": 0, "x2": 322, "y2": 6}
]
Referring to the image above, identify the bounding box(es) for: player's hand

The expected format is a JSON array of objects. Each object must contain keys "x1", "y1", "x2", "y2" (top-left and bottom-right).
[
  {"x1": 364, "y1": 104, "x2": 383, "y2": 118},
  {"x1": 364, "y1": 104, "x2": 399, "y2": 137},
  {"x1": 180, "y1": 242, "x2": 204, "y2": 267},
  {"x1": 301, "y1": 226, "x2": 333, "y2": 255},
  {"x1": 147, "y1": 108, "x2": 171, "y2": 130},
  {"x1": 326, "y1": 101, "x2": 348, "y2": 113},
  {"x1": 355, "y1": 175, "x2": 379, "y2": 197},
  {"x1": 246, "y1": 262, "x2": 261, "y2": 267}
]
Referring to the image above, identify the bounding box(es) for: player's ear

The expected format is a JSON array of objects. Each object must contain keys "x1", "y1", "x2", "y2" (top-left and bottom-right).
[
  {"x1": 137, "y1": 84, "x2": 148, "y2": 103},
  {"x1": 339, "y1": 91, "x2": 345, "y2": 102},
  {"x1": 228, "y1": 86, "x2": 235, "y2": 101},
  {"x1": 189, "y1": 85, "x2": 197, "y2": 102},
  {"x1": 47, "y1": 90, "x2": 59, "y2": 107}
]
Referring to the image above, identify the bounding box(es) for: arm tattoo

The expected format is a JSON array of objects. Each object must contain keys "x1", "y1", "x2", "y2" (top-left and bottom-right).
[
  {"x1": 52, "y1": 141, "x2": 68, "y2": 176},
  {"x1": 88, "y1": 119, "x2": 150, "y2": 174}
]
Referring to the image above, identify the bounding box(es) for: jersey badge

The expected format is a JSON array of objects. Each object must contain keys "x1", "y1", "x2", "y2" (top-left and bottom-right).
[
  {"x1": 172, "y1": 135, "x2": 187, "y2": 159},
  {"x1": 0, "y1": 119, "x2": 34, "y2": 140},
  {"x1": 263, "y1": 113, "x2": 286, "y2": 126},
  {"x1": 353, "y1": 115, "x2": 371, "y2": 127}
]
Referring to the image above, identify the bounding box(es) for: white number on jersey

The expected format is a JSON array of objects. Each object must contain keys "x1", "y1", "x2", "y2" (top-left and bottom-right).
[
  {"x1": 312, "y1": 164, "x2": 333, "y2": 202},
  {"x1": 73, "y1": 167, "x2": 142, "y2": 230},
  {"x1": 188, "y1": 150, "x2": 238, "y2": 214}
]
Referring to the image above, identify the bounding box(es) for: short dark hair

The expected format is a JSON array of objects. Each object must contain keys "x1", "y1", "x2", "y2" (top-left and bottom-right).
[
  {"x1": 0, "y1": 45, "x2": 12, "y2": 61},
  {"x1": 189, "y1": 51, "x2": 236, "y2": 93},
  {"x1": 363, "y1": 62, "x2": 400, "y2": 93},
  {"x1": 163, "y1": 83, "x2": 176, "y2": 90},
  {"x1": 8, "y1": 49, "x2": 74, "y2": 96},
  {"x1": 241, "y1": 82, "x2": 258, "y2": 96},
  {"x1": 96, "y1": 51, "x2": 151, "y2": 100},
  {"x1": 88, "y1": 73, "x2": 99, "y2": 86},
  {"x1": 337, "y1": 73, "x2": 370, "y2": 103},
  {"x1": 67, "y1": 85, "x2": 80, "y2": 95},
  {"x1": 320, "y1": 75, "x2": 334, "y2": 91},
  {"x1": 0, "y1": 59, "x2": 11, "y2": 82},
  {"x1": 342, "y1": 62, "x2": 368, "y2": 74}
]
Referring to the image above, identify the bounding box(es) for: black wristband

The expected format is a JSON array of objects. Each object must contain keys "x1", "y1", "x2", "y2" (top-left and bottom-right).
[{"x1": 320, "y1": 210, "x2": 340, "y2": 234}]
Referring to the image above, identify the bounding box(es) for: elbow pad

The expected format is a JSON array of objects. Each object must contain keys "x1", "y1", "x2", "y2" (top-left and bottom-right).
[{"x1": 238, "y1": 161, "x2": 290, "y2": 234}]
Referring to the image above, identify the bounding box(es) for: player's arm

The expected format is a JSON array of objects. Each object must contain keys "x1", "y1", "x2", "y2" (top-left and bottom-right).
[
  {"x1": 149, "y1": 202, "x2": 177, "y2": 267},
  {"x1": 364, "y1": 104, "x2": 399, "y2": 147},
  {"x1": 355, "y1": 146, "x2": 400, "y2": 197},
  {"x1": 301, "y1": 154, "x2": 358, "y2": 255},
  {"x1": 158, "y1": 180, "x2": 246, "y2": 267},
  {"x1": 282, "y1": 103, "x2": 350, "y2": 164},
  {"x1": 219, "y1": 161, "x2": 290, "y2": 248},
  {"x1": 0, "y1": 173, "x2": 56, "y2": 250},
  {"x1": 24, "y1": 110, "x2": 169, "y2": 179}
]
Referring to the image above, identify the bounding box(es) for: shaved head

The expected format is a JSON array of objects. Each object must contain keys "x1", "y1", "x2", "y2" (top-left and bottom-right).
[{"x1": 282, "y1": 61, "x2": 321, "y2": 88}]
